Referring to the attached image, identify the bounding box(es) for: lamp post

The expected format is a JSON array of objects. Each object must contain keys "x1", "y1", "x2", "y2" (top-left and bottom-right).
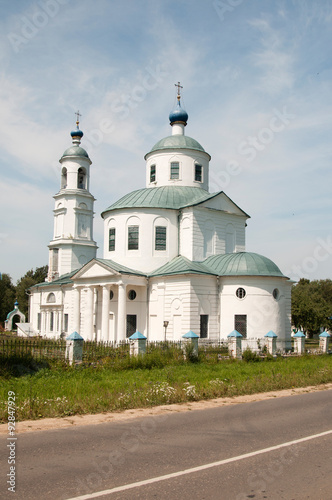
[{"x1": 163, "y1": 321, "x2": 169, "y2": 342}]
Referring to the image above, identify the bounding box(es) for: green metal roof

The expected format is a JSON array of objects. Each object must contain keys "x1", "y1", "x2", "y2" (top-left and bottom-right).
[
  {"x1": 101, "y1": 186, "x2": 219, "y2": 216},
  {"x1": 203, "y1": 252, "x2": 285, "y2": 277},
  {"x1": 95, "y1": 258, "x2": 146, "y2": 276},
  {"x1": 30, "y1": 269, "x2": 78, "y2": 289},
  {"x1": 149, "y1": 256, "x2": 213, "y2": 277},
  {"x1": 145, "y1": 135, "x2": 210, "y2": 159},
  {"x1": 61, "y1": 145, "x2": 90, "y2": 160}
]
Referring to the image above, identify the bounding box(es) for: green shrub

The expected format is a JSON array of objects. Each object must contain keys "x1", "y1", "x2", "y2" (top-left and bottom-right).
[{"x1": 242, "y1": 347, "x2": 260, "y2": 362}]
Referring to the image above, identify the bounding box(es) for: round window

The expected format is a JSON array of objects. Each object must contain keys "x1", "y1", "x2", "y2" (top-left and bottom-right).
[
  {"x1": 128, "y1": 290, "x2": 137, "y2": 301},
  {"x1": 110, "y1": 290, "x2": 114, "y2": 300},
  {"x1": 273, "y1": 288, "x2": 279, "y2": 300},
  {"x1": 236, "y1": 287, "x2": 246, "y2": 299}
]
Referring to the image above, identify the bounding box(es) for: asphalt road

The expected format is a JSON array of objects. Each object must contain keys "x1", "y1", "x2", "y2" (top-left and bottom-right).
[{"x1": 1, "y1": 390, "x2": 331, "y2": 500}]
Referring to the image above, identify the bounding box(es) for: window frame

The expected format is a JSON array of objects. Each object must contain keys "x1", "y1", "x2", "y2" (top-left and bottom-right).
[
  {"x1": 155, "y1": 226, "x2": 167, "y2": 251},
  {"x1": 195, "y1": 164, "x2": 203, "y2": 183},
  {"x1": 109, "y1": 227, "x2": 116, "y2": 251},
  {"x1": 234, "y1": 314, "x2": 247, "y2": 338},
  {"x1": 170, "y1": 161, "x2": 180, "y2": 180},
  {"x1": 150, "y1": 164, "x2": 156, "y2": 183},
  {"x1": 128, "y1": 225, "x2": 139, "y2": 250}
]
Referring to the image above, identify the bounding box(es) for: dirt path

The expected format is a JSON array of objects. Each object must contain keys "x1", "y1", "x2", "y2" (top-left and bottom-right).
[{"x1": 1, "y1": 383, "x2": 331, "y2": 435}]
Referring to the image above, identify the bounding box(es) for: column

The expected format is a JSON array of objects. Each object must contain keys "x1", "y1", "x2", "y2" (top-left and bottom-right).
[
  {"x1": 117, "y1": 283, "x2": 127, "y2": 343},
  {"x1": 85, "y1": 286, "x2": 94, "y2": 340},
  {"x1": 72, "y1": 286, "x2": 81, "y2": 334},
  {"x1": 101, "y1": 285, "x2": 110, "y2": 341}
]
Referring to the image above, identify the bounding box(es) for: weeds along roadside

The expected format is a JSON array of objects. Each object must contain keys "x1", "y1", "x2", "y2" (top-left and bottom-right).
[{"x1": 0, "y1": 347, "x2": 331, "y2": 422}]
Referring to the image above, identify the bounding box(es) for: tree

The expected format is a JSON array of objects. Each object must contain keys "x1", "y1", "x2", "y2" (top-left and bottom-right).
[
  {"x1": 16, "y1": 266, "x2": 48, "y2": 319},
  {"x1": 292, "y1": 279, "x2": 332, "y2": 337},
  {"x1": 0, "y1": 274, "x2": 16, "y2": 325}
]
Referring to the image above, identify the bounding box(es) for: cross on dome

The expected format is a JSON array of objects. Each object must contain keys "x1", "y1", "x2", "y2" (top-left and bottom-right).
[
  {"x1": 174, "y1": 81, "x2": 183, "y2": 100},
  {"x1": 169, "y1": 82, "x2": 188, "y2": 128},
  {"x1": 71, "y1": 110, "x2": 84, "y2": 143},
  {"x1": 75, "y1": 110, "x2": 82, "y2": 129}
]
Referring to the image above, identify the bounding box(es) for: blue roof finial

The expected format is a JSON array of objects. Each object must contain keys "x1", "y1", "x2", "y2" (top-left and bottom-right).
[
  {"x1": 169, "y1": 82, "x2": 188, "y2": 126},
  {"x1": 70, "y1": 110, "x2": 84, "y2": 143}
]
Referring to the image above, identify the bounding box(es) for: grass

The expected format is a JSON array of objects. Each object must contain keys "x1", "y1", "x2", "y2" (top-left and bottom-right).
[{"x1": 0, "y1": 351, "x2": 331, "y2": 422}]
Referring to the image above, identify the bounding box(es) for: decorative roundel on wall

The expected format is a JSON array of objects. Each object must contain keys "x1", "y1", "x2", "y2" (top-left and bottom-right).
[
  {"x1": 128, "y1": 289, "x2": 137, "y2": 300},
  {"x1": 110, "y1": 290, "x2": 114, "y2": 300},
  {"x1": 236, "y1": 287, "x2": 246, "y2": 299},
  {"x1": 273, "y1": 288, "x2": 279, "y2": 300}
]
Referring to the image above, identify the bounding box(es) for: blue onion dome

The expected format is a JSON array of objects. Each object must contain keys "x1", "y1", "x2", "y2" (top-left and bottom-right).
[
  {"x1": 169, "y1": 99, "x2": 188, "y2": 125},
  {"x1": 71, "y1": 127, "x2": 84, "y2": 139}
]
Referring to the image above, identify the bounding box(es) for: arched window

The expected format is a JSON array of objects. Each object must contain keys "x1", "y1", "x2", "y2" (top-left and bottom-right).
[
  {"x1": 77, "y1": 168, "x2": 86, "y2": 189},
  {"x1": 61, "y1": 168, "x2": 67, "y2": 189},
  {"x1": 47, "y1": 293, "x2": 56, "y2": 303},
  {"x1": 126, "y1": 216, "x2": 140, "y2": 251}
]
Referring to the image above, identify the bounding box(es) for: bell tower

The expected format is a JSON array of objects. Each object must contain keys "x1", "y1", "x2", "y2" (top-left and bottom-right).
[{"x1": 48, "y1": 114, "x2": 98, "y2": 281}]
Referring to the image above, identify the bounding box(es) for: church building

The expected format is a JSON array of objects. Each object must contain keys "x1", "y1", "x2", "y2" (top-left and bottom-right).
[{"x1": 29, "y1": 88, "x2": 292, "y2": 350}]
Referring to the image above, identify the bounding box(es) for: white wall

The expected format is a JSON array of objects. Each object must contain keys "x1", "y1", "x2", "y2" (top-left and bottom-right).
[
  {"x1": 145, "y1": 149, "x2": 210, "y2": 191},
  {"x1": 219, "y1": 277, "x2": 292, "y2": 344},
  {"x1": 103, "y1": 208, "x2": 179, "y2": 273}
]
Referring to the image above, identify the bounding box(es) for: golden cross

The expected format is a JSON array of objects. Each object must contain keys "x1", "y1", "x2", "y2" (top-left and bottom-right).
[
  {"x1": 75, "y1": 110, "x2": 81, "y2": 128},
  {"x1": 174, "y1": 81, "x2": 183, "y2": 98}
]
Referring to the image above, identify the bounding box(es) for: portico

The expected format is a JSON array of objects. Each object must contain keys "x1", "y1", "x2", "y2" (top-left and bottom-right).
[{"x1": 72, "y1": 259, "x2": 147, "y2": 342}]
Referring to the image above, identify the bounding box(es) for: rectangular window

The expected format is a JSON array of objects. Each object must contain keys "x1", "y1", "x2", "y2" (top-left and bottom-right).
[
  {"x1": 109, "y1": 228, "x2": 115, "y2": 251},
  {"x1": 200, "y1": 315, "x2": 208, "y2": 338},
  {"x1": 155, "y1": 226, "x2": 167, "y2": 251},
  {"x1": 50, "y1": 312, "x2": 54, "y2": 332},
  {"x1": 170, "y1": 162, "x2": 179, "y2": 179},
  {"x1": 64, "y1": 314, "x2": 69, "y2": 333},
  {"x1": 37, "y1": 313, "x2": 41, "y2": 331},
  {"x1": 235, "y1": 314, "x2": 247, "y2": 338},
  {"x1": 195, "y1": 164, "x2": 202, "y2": 182},
  {"x1": 150, "y1": 165, "x2": 156, "y2": 182},
  {"x1": 126, "y1": 314, "x2": 137, "y2": 338},
  {"x1": 128, "y1": 225, "x2": 139, "y2": 250}
]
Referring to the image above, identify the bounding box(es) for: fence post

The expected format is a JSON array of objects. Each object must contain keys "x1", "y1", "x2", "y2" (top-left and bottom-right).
[
  {"x1": 293, "y1": 330, "x2": 305, "y2": 355},
  {"x1": 264, "y1": 330, "x2": 278, "y2": 356},
  {"x1": 66, "y1": 332, "x2": 84, "y2": 365},
  {"x1": 319, "y1": 331, "x2": 330, "y2": 353},
  {"x1": 227, "y1": 330, "x2": 242, "y2": 359},
  {"x1": 182, "y1": 331, "x2": 199, "y2": 358},
  {"x1": 128, "y1": 331, "x2": 147, "y2": 356}
]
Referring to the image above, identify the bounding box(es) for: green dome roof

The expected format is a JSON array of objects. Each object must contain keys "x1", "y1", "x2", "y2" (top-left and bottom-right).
[
  {"x1": 61, "y1": 145, "x2": 89, "y2": 159},
  {"x1": 102, "y1": 186, "x2": 217, "y2": 216},
  {"x1": 145, "y1": 135, "x2": 209, "y2": 158},
  {"x1": 204, "y1": 252, "x2": 285, "y2": 277}
]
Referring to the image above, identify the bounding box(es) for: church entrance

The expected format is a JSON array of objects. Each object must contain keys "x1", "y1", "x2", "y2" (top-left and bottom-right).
[{"x1": 126, "y1": 315, "x2": 137, "y2": 338}]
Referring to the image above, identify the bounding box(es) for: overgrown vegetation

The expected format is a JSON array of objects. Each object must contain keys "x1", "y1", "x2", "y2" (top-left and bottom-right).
[
  {"x1": 1, "y1": 348, "x2": 331, "y2": 422},
  {"x1": 292, "y1": 278, "x2": 332, "y2": 337},
  {"x1": 0, "y1": 266, "x2": 48, "y2": 323}
]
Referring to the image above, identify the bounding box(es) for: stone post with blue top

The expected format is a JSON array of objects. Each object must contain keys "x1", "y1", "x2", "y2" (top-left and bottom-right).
[
  {"x1": 66, "y1": 331, "x2": 84, "y2": 365},
  {"x1": 182, "y1": 330, "x2": 199, "y2": 357},
  {"x1": 319, "y1": 330, "x2": 330, "y2": 354},
  {"x1": 227, "y1": 330, "x2": 242, "y2": 359},
  {"x1": 264, "y1": 330, "x2": 278, "y2": 356},
  {"x1": 293, "y1": 330, "x2": 305, "y2": 355},
  {"x1": 129, "y1": 331, "x2": 147, "y2": 356}
]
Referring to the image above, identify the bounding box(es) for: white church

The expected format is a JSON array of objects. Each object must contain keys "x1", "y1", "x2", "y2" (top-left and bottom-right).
[{"x1": 29, "y1": 88, "x2": 292, "y2": 350}]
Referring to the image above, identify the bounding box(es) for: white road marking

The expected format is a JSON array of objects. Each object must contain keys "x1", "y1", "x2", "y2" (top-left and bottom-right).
[{"x1": 66, "y1": 429, "x2": 332, "y2": 500}]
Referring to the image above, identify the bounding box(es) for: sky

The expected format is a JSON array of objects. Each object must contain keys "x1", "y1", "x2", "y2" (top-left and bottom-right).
[{"x1": 0, "y1": 0, "x2": 331, "y2": 284}]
